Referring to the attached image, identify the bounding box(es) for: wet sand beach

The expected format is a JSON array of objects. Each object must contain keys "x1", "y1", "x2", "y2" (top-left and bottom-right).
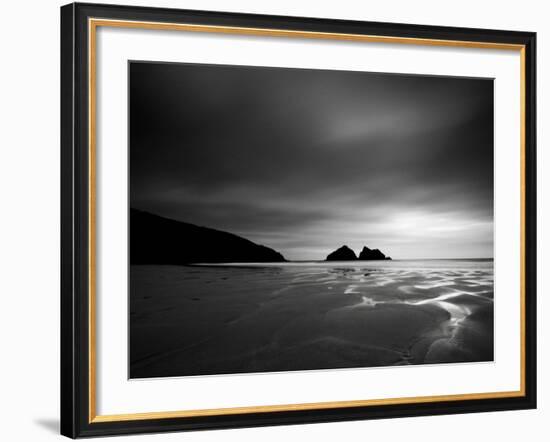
[{"x1": 130, "y1": 260, "x2": 494, "y2": 378}]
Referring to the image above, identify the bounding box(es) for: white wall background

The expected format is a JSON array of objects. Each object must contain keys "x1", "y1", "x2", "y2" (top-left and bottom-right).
[{"x1": 0, "y1": 0, "x2": 546, "y2": 440}]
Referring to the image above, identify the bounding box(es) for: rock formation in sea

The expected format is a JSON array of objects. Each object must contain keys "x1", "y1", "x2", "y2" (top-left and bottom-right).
[
  {"x1": 326, "y1": 245, "x2": 358, "y2": 261},
  {"x1": 325, "y1": 245, "x2": 392, "y2": 261},
  {"x1": 358, "y1": 246, "x2": 391, "y2": 260},
  {"x1": 130, "y1": 208, "x2": 286, "y2": 264}
]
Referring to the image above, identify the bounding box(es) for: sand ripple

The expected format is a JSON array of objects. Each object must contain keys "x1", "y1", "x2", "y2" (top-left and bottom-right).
[{"x1": 130, "y1": 260, "x2": 493, "y2": 378}]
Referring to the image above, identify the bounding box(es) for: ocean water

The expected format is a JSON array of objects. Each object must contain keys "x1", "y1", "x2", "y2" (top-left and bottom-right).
[
  {"x1": 130, "y1": 259, "x2": 494, "y2": 378},
  {"x1": 213, "y1": 259, "x2": 493, "y2": 315},
  {"x1": 214, "y1": 258, "x2": 493, "y2": 270}
]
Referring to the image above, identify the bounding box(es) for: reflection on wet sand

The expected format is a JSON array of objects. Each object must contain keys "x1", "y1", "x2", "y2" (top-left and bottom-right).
[{"x1": 130, "y1": 260, "x2": 494, "y2": 378}]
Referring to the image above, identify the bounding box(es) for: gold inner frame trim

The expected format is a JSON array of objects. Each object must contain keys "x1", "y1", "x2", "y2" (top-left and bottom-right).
[{"x1": 88, "y1": 17, "x2": 527, "y2": 424}]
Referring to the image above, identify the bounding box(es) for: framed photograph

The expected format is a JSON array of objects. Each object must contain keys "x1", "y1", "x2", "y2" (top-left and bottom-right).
[{"x1": 60, "y1": 2, "x2": 536, "y2": 438}]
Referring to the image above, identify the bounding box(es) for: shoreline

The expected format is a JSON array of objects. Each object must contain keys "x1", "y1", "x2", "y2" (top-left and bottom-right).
[{"x1": 130, "y1": 262, "x2": 494, "y2": 378}]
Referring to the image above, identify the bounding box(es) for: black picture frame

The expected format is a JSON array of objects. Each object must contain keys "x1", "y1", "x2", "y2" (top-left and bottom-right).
[{"x1": 61, "y1": 2, "x2": 537, "y2": 438}]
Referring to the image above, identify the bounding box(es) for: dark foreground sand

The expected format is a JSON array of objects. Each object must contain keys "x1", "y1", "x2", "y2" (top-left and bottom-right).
[{"x1": 129, "y1": 261, "x2": 494, "y2": 378}]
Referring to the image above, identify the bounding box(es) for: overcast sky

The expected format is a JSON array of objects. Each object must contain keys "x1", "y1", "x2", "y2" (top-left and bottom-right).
[{"x1": 130, "y1": 61, "x2": 493, "y2": 260}]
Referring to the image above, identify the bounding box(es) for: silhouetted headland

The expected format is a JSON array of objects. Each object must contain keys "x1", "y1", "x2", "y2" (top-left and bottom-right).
[
  {"x1": 130, "y1": 208, "x2": 286, "y2": 264},
  {"x1": 326, "y1": 245, "x2": 391, "y2": 261}
]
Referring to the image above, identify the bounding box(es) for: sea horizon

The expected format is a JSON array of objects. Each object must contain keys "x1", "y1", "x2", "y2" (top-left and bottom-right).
[{"x1": 189, "y1": 257, "x2": 494, "y2": 267}]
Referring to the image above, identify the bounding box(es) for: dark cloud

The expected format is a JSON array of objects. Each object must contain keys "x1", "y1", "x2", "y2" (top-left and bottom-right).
[{"x1": 130, "y1": 61, "x2": 493, "y2": 259}]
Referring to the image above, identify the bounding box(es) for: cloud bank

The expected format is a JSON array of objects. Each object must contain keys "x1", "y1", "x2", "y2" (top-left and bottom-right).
[{"x1": 130, "y1": 61, "x2": 493, "y2": 260}]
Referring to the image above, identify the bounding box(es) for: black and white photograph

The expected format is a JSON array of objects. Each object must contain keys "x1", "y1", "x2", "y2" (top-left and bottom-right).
[
  {"x1": 52, "y1": 0, "x2": 544, "y2": 437},
  {"x1": 129, "y1": 61, "x2": 495, "y2": 379}
]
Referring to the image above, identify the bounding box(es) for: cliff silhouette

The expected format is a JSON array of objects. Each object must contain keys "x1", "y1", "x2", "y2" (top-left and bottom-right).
[
  {"x1": 326, "y1": 245, "x2": 391, "y2": 261},
  {"x1": 130, "y1": 208, "x2": 286, "y2": 264}
]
